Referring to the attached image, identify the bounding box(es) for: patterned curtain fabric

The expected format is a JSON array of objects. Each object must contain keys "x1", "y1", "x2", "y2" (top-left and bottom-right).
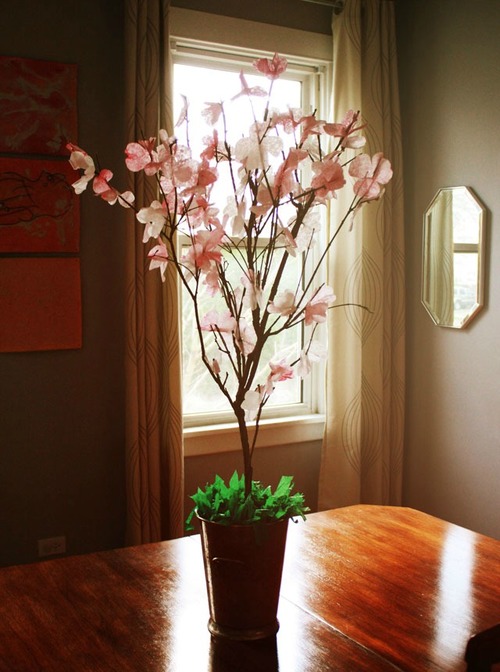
[
  {"x1": 124, "y1": 0, "x2": 184, "y2": 543},
  {"x1": 319, "y1": 0, "x2": 405, "y2": 508}
]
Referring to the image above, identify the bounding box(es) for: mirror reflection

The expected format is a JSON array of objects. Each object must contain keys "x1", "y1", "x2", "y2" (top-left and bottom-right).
[{"x1": 422, "y1": 186, "x2": 486, "y2": 329}]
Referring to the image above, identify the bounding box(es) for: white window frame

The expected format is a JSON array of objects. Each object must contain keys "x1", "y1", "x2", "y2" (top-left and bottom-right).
[{"x1": 170, "y1": 8, "x2": 332, "y2": 456}]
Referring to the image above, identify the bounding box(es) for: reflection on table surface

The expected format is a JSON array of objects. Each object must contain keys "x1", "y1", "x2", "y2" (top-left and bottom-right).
[{"x1": 1, "y1": 505, "x2": 499, "y2": 672}]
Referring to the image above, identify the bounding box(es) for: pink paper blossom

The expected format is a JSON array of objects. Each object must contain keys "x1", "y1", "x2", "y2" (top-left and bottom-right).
[
  {"x1": 296, "y1": 340, "x2": 328, "y2": 377},
  {"x1": 148, "y1": 242, "x2": 168, "y2": 281},
  {"x1": 294, "y1": 211, "x2": 321, "y2": 254},
  {"x1": 175, "y1": 95, "x2": 189, "y2": 128},
  {"x1": 241, "y1": 270, "x2": 263, "y2": 311},
  {"x1": 323, "y1": 110, "x2": 366, "y2": 149},
  {"x1": 235, "y1": 124, "x2": 282, "y2": 170},
  {"x1": 200, "y1": 130, "x2": 220, "y2": 162},
  {"x1": 117, "y1": 191, "x2": 135, "y2": 208},
  {"x1": 203, "y1": 266, "x2": 220, "y2": 296},
  {"x1": 181, "y1": 226, "x2": 224, "y2": 273},
  {"x1": 299, "y1": 114, "x2": 325, "y2": 145},
  {"x1": 276, "y1": 223, "x2": 298, "y2": 256},
  {"x1": 223, "y1": 197, "x2": 247, "y2": 236},
  {"x1": 273, "y1": 148, "x2": 308, "y2": 197},
  {"x1": 202, "y1": 103, "x2": 223, "y2": 126},
  {"x1": 92, "y1": 169, "x2": 120, "y2": 204},
  {"x1": 70, "y1": 174, "x2": 94, "y2": 195},
  {"x1": 304, "y1": 285, "x2": 336, "y2": 326},
  {"x1": 124, "y1": 137, "x2": 165, "y2": 176},
  {"x1": 349, "y1": 153, "x2": 393, "y2": 201},
  {"x1": 271, "y1": 108, "x2": 303, "y2": 135},
  {"x1": 179, "y1": 160, "x2": 218, "y2": 197},
  {"x1": 232, "y1": 71, "x2": 267, "y2": 100},
  {"x1": 66, "y1": 143, "x2": 95, "y2": 194},
  {"x1": 268, "y1": 360, "x2": 294, "y2": 383},
  {"x1": 200, "y1": 310, "x2": 237, "y2": 333},
  {"x1": 183, "y1": 195, "x2": 219, "y2": 231},
  {"x1": 89, "y1": 170, "x2": 133, "y2": 207},
  {"x1": 125, "y1": 141, "x2": 152, "y2": 172},
  {"x1": 311, "y1": 159, "x2": 345, "y2": 200},
  {"x1": 241, "y1": 388, "x2": 264, "y2": 422},
  {"x1": 267, "y1": 290, "x2": 297, "y2": 316},
  {"x1": 250, "y1": 185, "x2": 274, "y2": 217},
  {"x1": 253, "y1": 53, "x2": 288, "y2": 80},
  {"x1": 194, "y1": 163, "x2": 218, "y2": 190},
  {"x1": 66, "y1": 142, "x2": 88, "y2": 160},
  {"x1": 137, "y1": 201, "x2": 167, "y2": 242},
  {"x1": 173, "y1": 158, "x2": 201, "y2": 189},
  {"x1": 235, "y1": 318, "x2": 257, "y2": 356}
]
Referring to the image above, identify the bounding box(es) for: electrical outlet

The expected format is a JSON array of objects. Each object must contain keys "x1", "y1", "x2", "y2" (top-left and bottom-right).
[{"x1": 38, "y1": 536, "x2": 66, "y2": 558}]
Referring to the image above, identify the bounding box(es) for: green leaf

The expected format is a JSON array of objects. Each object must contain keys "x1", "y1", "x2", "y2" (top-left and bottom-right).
[
  {"x1": 229, "y1": 470, "x2": 241, "y2": 491},
  {"x1": 185, "y1": 473, "x2": 310, "y2": 530},
  {"x1": 274, "y1": 475, "x2": 293, "y2": 497}
]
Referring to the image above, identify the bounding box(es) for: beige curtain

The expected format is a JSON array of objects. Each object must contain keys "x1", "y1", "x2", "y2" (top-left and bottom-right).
[
  {"x1": 319, "y1": 0, "x2": 405, "y2": 508},
  {"x1": 124, "y1": 0, "x2": 184, "y2": 543}
]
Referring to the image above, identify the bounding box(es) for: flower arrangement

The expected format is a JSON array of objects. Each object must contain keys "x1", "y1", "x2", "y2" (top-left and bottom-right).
[{"x1": 67, "y1": 53, "x2": 392, "y2": 529}]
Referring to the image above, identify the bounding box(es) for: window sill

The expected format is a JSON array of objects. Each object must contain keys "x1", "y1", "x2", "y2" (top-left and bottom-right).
[{"x1": 184, "y1": 414, "x2": 325, "y2": 457}]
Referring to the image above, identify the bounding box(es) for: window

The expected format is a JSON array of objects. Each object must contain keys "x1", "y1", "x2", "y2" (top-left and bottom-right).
[{"x1": 171, "y1": 9, "x2": 332, "y2": 452}]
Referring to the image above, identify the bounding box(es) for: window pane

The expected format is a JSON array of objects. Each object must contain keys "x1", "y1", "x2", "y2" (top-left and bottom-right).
[
  {"x1": 174, "y1": 63, "x2": 301, "y2": 151},
  {"x1": 174, "y1": 61, "x2": 304, "y2": 418},
  {"x1": 182, "y1": 247, "x2": 303, "y2": 414}
]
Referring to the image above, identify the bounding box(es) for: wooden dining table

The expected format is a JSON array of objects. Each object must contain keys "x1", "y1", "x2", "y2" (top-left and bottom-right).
[{"x1": 1, "y1": 505, "x2": 499, "y2": 671}]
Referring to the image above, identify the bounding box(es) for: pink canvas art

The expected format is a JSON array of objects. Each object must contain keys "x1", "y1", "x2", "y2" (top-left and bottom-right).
[
  {"x1": 0, "y1": 56, "x2": 77, "y2": 156},
  {"x1": 0, "y1": 157, "x2": 79, "y2": 253}
]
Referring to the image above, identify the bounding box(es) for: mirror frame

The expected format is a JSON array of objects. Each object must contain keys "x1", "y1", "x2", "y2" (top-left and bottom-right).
[{"x1": 422, "y1": 186, "x2": 486, "y2": 329}]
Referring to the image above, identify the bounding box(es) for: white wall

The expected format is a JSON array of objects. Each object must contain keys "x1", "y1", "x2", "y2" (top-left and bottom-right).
[{"x1": 397, "y1": 0, "x2": 500, "y2": 539}]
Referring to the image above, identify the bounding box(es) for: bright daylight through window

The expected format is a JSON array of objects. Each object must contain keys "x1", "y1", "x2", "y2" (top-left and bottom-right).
[{"x1": 172, "y1": 46, "x2": 328, "y2": 428}]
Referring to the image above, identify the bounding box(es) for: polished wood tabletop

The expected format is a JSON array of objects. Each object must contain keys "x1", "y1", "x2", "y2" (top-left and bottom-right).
[{"x1": 1, "y1": 505, "x2": 499, "y2": 671}]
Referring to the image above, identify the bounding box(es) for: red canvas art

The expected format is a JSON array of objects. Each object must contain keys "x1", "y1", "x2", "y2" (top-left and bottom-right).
[
  {"x1": 0, "y1": 56, "x2": 77, "y2": 156},
  {"x1": 0, "y1": 257, "x2": 82, "y2": 352},
  {"x1": 0, "y1": 157, "x2": 79, "y2": 253}
]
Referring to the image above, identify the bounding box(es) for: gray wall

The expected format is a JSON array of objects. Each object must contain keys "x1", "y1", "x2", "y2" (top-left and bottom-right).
[
  {"x1": 0, "y1": 1, "x2": 127, "y2": 566},
  {"x1": 397, "y1": 0, "x2": 500, "y2": 539}
]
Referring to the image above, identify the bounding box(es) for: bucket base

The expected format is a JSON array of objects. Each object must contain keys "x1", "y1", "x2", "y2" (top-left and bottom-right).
[{"x1": 208, "y1": 617, "x2": 280, "y2": 641}]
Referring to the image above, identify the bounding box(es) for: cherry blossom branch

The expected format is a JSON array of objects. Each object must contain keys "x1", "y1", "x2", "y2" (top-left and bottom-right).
[{"x1": 65, "y1": 53, "x2": 392, "y2": 498}]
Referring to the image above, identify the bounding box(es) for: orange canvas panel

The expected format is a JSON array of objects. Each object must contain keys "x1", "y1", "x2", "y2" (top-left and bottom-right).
[
  {"x1": 0, "y1": 158, "x2": 80, "y2": 253},
  {"x1": 0, "y1": 257, "x2": 82, "y2": 352}
]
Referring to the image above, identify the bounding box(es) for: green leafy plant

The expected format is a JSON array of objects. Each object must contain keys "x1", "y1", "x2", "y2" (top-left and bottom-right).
[{"x1": 186, "y1": 471, "x2": 310, "y2": 531}]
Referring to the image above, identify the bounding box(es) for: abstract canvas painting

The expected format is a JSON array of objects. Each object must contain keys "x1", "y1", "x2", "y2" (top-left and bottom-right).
[
  {"x1": 0, "y1": 157, "x2": 79, "y2": 253},
  {"x1": 0, "y1": 55, "x2": 81, "y2": 351},
  {"x1": 0, "y1": 56, "x2": 77, "y2": 156}
]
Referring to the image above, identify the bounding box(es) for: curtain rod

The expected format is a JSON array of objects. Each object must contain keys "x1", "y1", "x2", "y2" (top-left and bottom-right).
[
  {"x1": 301, "y1": 0, "x2": 395, "y2": 6},
  {"x1": 301, "y1": 0, "x2": 345, "y2": 7}
]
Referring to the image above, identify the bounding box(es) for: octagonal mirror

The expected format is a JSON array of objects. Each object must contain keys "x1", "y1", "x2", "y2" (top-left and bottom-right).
[{"x1": 422, "y1": 186, "x2": 486, "y2": 329}]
